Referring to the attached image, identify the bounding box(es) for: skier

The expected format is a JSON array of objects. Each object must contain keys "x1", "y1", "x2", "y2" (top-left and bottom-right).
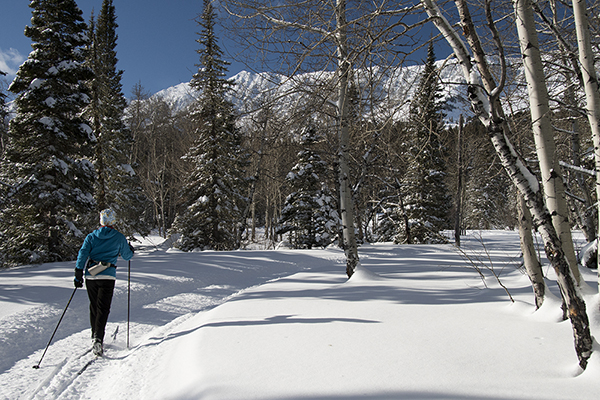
[{"x1": 74, "y1": 209, "x2": 134, "y2": 356}]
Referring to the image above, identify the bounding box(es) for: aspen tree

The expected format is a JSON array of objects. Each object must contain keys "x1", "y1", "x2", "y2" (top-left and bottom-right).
[
  {"x1": 571, "y1": 0, "x2": 600, "y2": 288},
  {"x1": 421, "y1": 0, "x2": 593, "y2": 370}
]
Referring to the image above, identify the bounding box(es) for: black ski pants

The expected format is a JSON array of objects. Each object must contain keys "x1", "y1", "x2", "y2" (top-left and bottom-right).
[{"x1": 85, "y1": 279, "x2": 115, "y2": 343}]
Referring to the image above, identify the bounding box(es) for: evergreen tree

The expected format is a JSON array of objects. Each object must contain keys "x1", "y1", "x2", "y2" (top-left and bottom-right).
[
  {"x1": 0, "y1": 70, "x2": 7, "y2": 156},
  {"x1": 398, "y1": 43, "x2": 451, "y2": 244},
  {"x1": 0, "y1": 71, "x2": 8, "y2": 264},
  {"x1": 0, "y1": 0, "x2": 95, "y2": 267},
  {"x1": 87, "y1": 0, "x2": 149, "y2": 236},
  {"x1": 170, "y1": 0, "x2": 247, "y2": 251},
  {"x1": 375, "y1": 181, "x2": 408, "y2": 243},
  {"x1": 461, "y1": 119, "x2": 514, "y2": 229},
  {"x1": 277, "y1": 126, "x2": 339, "y2": 249}
]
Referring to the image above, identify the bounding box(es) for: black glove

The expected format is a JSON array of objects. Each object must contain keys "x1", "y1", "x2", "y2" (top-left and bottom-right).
[
  {"x1": 74, "y1": 268, "x2": 84, "y2": 288},
  {"x1": 129, "y1": 243, "x2": 135, "y2": 254}
]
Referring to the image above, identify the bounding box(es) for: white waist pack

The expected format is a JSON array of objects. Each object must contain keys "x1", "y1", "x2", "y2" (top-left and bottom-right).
[{"x1": 87, "y1": 260, "x2": 114, "y2": 276}]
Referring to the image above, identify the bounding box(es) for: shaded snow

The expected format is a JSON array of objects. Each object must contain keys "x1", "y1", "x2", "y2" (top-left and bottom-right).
[{"x1": 0, "y1": 230, "x2": 599, "y2": 399}]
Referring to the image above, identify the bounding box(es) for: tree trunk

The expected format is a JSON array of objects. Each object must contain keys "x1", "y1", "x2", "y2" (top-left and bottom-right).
[
  {"x1": 400, "y1": 193, "x2": 411, "y2": 244},
  {"x1": 336, "y1": 0, "x2": 360, "y2": 277},
  {"x1": 513, "y1": 0, "x2": 581, "y2": 284},
  {"x1": 489, "y1": 118, "x2": 593, "y2": 369},
  {"x1": 421, "y1": 0, "x2": 593, "y2": 369},
  {"x1": 265, "y1": 197, "x2": 270, "y2": 241},
  {"x1": 251, "y1": 199, "x2": 256, "y2": 242},
  {"x1": 571, "y1": 0, "x2": 600, "y2": 282},
  {"x1": 454, "y1": 114, "x2": 464, "y2": 247},
  {"x1": 517, "y1": 193, "x2": 546, "y2": 309},
  {"x1": 569, "y1": 114, "x2": 596, "y2": 242},
  {"x1": 548, "y1": 0, "x2": 597, "y2": 242}
]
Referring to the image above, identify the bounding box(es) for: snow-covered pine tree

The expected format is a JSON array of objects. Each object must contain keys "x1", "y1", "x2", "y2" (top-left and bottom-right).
[
  {"x1": 0, "y1": 0, "x2": 95, "y2": 267},
  {"x1": 277, "y1": 126, "x2": 339, "y2": 249},
  {"x1": 170, "y1": 0, "x2": 247, "y2": 251},
  {"x1": 0, "y1": 71, "x2": 7, "y2": 262},
  {"x1": 0, "y1": 70, "x2": 7, "y2": 156},
  {"x1": 375, "y1": 189, "x2": 408, "y2": 243},
  {"x1": 398, "y1": 43, "x2": 451, "y2": 244},
  {"x1": 372, "y1": 123, "x2": 409, "y2": 243},
  {"x1": 461, "y1": 119, "x2": 514, "y2": 229},
  {"x1": 87, "y1": 0, "x2": 149, "y2": 237}
]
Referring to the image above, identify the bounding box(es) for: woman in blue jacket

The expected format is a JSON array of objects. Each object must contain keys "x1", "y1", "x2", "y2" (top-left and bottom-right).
[{"x1": 74, "y1": 209, "x2": 134, "y2": 356}]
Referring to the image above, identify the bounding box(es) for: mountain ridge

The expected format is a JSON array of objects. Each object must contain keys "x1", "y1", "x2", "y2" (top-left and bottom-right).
[{"x1": 152, "y1": 60, "x2": 473, "y2": 124}]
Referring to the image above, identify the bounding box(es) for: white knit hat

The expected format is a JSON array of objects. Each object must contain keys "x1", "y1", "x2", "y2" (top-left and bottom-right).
[{"x1": 100, "y1": 209, "x2": 116, "y2": 226}]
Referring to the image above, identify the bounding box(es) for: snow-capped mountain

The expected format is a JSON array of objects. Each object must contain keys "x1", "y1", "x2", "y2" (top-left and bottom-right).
[{"x1": 152, "y1": 60, "x2": 475, "y2": 125}]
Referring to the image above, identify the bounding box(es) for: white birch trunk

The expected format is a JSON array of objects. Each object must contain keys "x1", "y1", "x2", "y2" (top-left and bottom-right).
[
  {"x1": 517, "y1": 193, "x2": 546, "y2": 309},
  {"x1": 421, "y1": 0, "x2": 593, "y2": 369},
  {"x1": 513, "y1": 0, "x2": 581, "y2": 284},
  {"x1": 572, "y1": 0, "x2": 600, "y2": 289},
  {"x1": 336, "y1": 0, "x2": 360, "y2": 277}
]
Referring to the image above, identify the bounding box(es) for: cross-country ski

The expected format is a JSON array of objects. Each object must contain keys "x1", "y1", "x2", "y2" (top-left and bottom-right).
[{"x1": 76, "y1": 355, "x2": 100, "y2": 376}]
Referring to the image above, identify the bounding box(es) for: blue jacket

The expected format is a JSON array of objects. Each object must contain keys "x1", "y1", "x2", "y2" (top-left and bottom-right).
[{"x1": 75, "y1": 226, "x2": 133, "y2": 279}]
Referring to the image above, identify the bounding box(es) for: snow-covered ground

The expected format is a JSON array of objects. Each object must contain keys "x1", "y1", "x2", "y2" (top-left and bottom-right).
[{"x1": 0, "y1": 230, "x2": 599, "y2": 399}]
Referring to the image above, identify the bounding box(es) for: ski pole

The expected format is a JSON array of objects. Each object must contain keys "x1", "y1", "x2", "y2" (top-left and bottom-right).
[
  {"x1": 33, "y1": 287, "x2": 78, "y2": 369},
  {"x1": 127, "y1": 259, "x2": 131, "y2": 349}
]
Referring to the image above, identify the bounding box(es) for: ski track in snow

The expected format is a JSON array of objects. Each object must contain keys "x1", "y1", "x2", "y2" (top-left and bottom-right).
[{"x1": 0, "y1": 239, "x2": 329, "y2": 400}]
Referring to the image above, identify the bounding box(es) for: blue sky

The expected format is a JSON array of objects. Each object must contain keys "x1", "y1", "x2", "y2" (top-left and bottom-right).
[
  {"x1": 0, "y1": 0, "x2": 248, "y2": 96},
  {"x1": 1, "y1": 1, "x2": 451, "y2": 99}
]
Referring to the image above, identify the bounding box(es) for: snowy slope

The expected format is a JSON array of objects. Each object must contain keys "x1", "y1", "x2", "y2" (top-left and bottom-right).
[{"x1": 0, "y1": 231, "x2": 599, "y2": 399}]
